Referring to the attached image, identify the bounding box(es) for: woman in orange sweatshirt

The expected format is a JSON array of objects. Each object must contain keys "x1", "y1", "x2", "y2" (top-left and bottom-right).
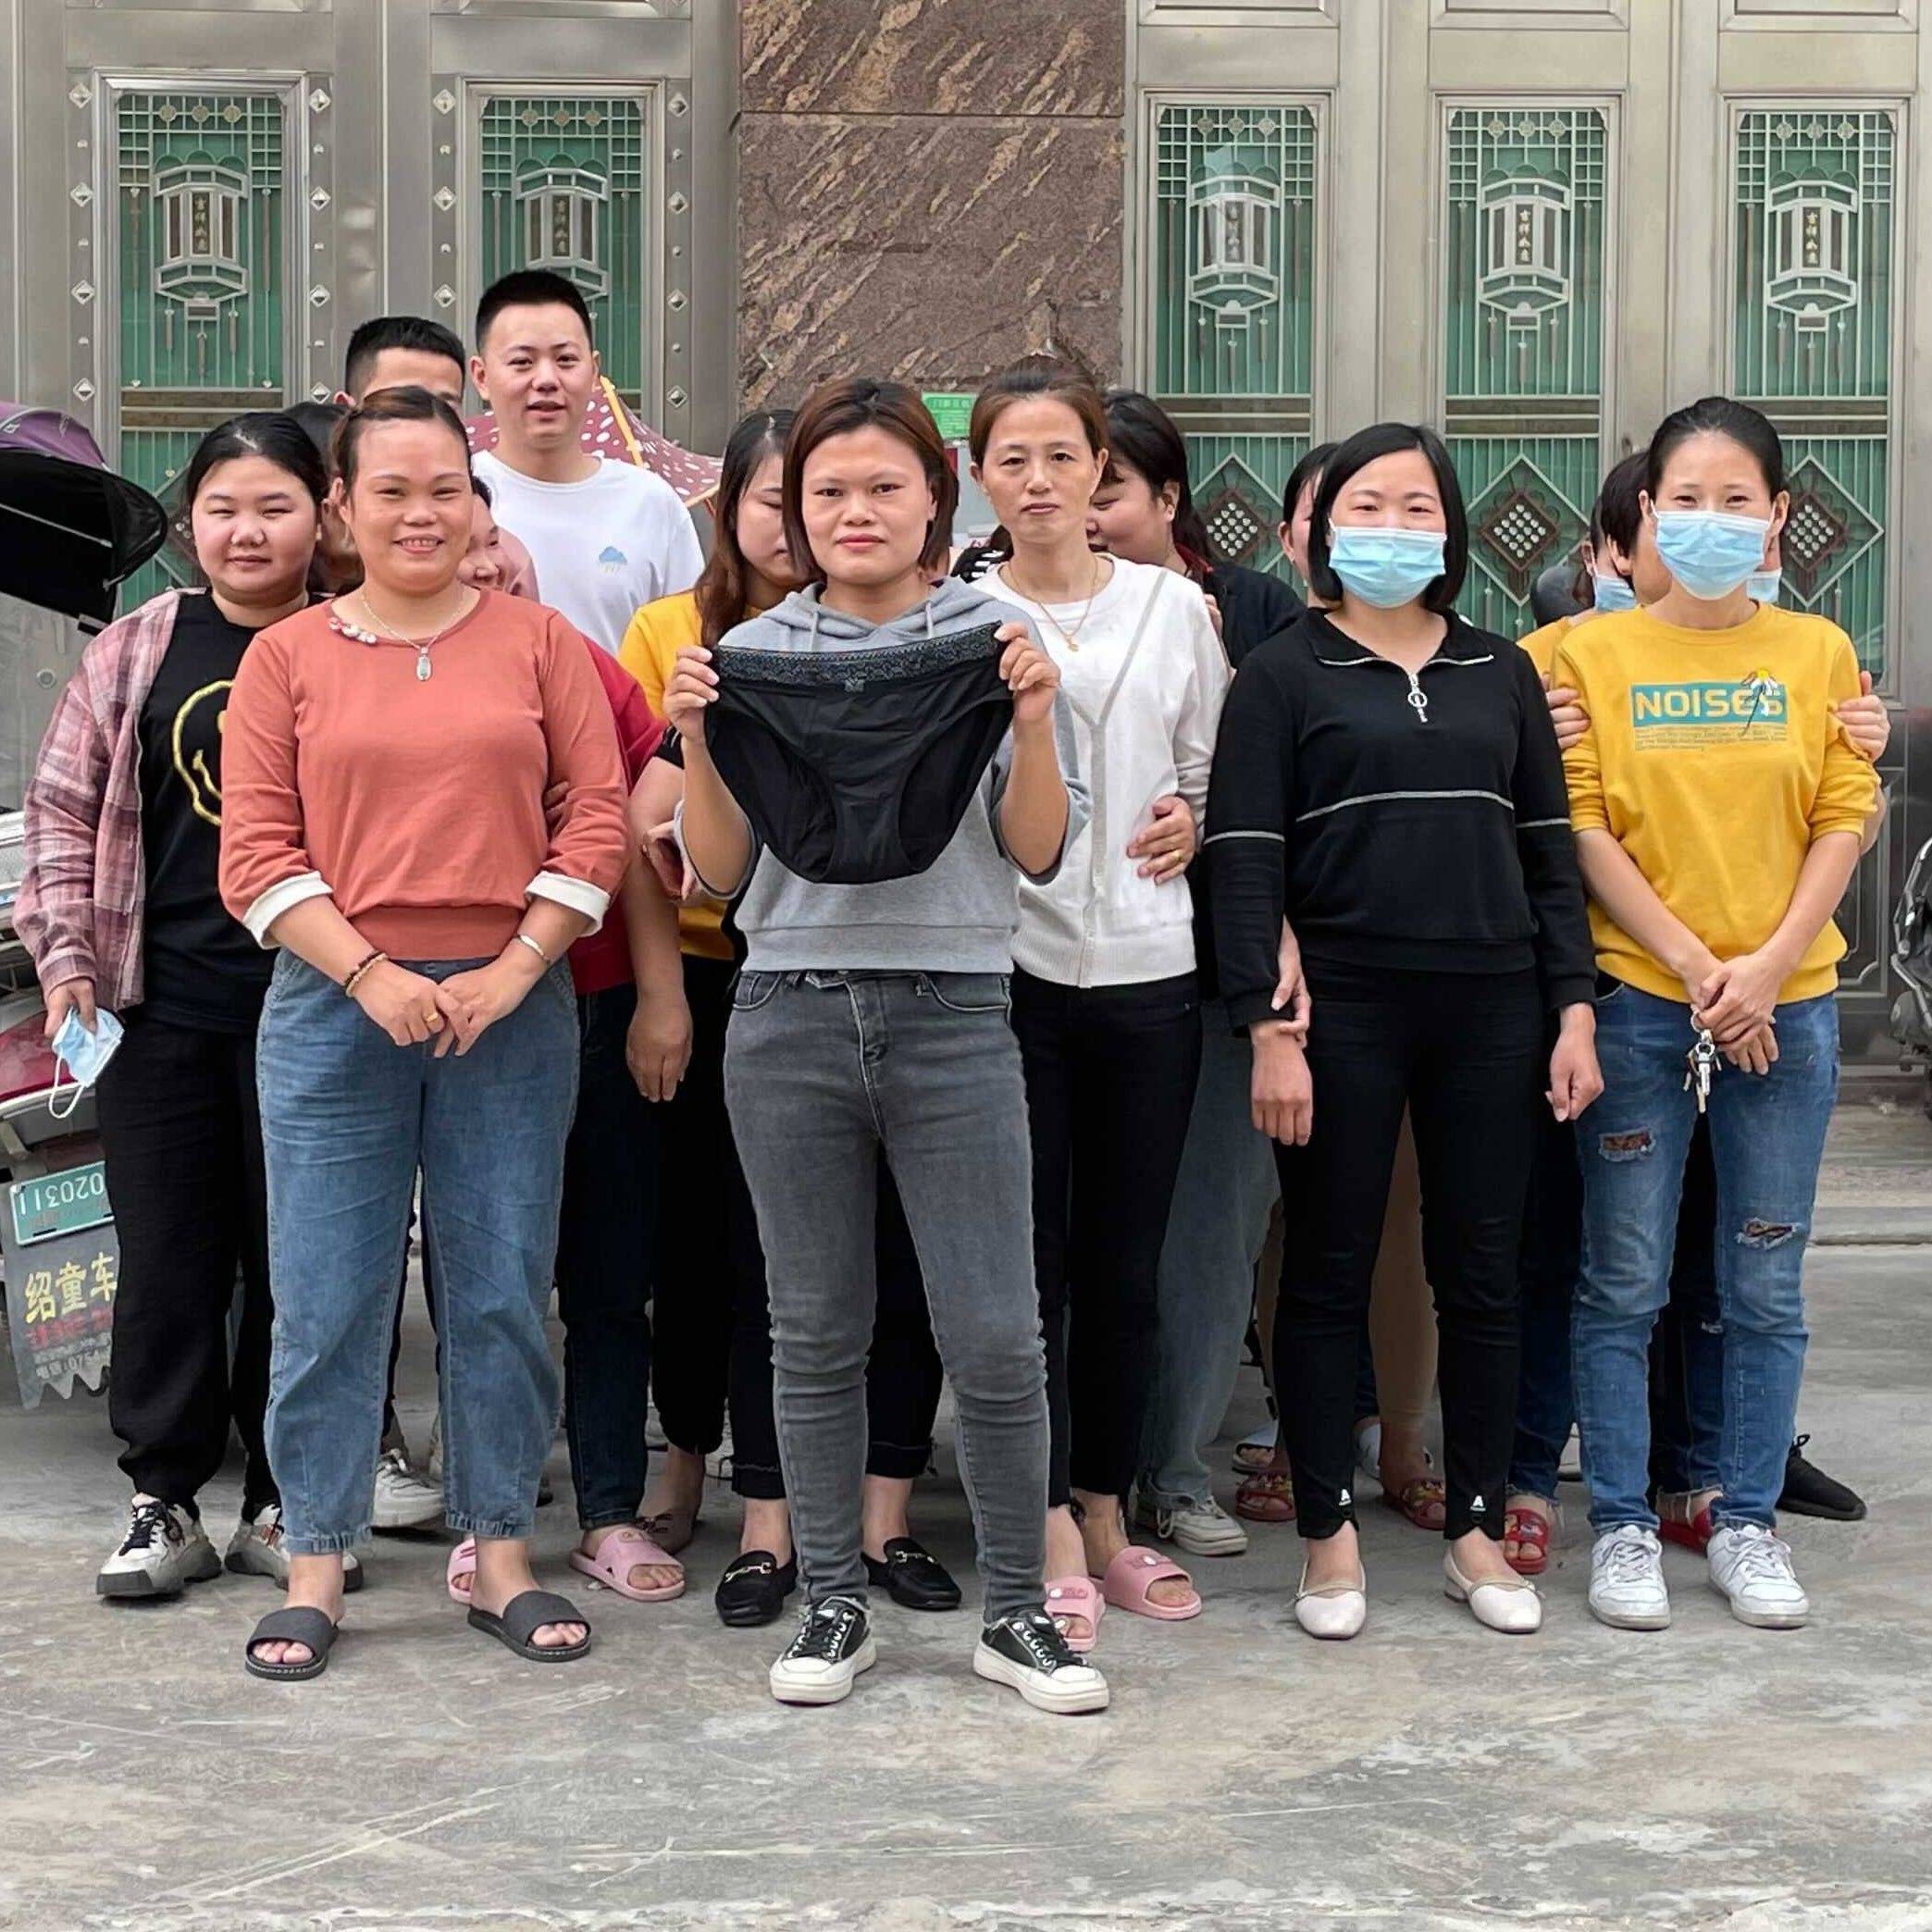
[{"x1": 218, "y1": 386, "x2": 629, "y2": 1680}]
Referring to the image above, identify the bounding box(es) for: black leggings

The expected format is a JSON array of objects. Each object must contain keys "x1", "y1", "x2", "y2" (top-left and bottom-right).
[
  {"x1": 1274, "y1": 964, "x2": 1543, "y2": 1542},
  {"x1": 1012, "y1": 968, "x2": 1201, "y2": 1507},
  {"x1": 93, "y1": 1011, "x2": 276, "y2": 1518}
]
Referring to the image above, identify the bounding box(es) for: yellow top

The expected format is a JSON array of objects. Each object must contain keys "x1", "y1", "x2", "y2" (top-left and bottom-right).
[
  {"x1": 1517, "y1": 612, "x2": 1584, "y2": 681},
  {"x1": 1554, "y1": 603, "x2": 1876, "y2": 1004},
  {"x1": 618, "y1": 588, "x2": 732, "y2": 960}
]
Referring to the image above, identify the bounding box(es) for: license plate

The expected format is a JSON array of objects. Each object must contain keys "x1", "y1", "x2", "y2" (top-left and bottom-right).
[{"x1": 9, "y1": 1161, "x2": 111, "y2": 1245}]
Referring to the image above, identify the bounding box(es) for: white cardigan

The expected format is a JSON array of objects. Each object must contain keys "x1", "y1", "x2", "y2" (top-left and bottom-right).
[{"x1": 983, "y1": 556, "x2": 1230, "y2": 987}]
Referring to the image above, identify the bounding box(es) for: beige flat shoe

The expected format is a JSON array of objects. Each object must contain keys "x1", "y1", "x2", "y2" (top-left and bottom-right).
[{"x1": 1294, "y1": 1562, "x2": 1367, "y2": 1641}]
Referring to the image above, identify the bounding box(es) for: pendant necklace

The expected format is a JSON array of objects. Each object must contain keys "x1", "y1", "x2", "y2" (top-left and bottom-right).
[
  {"x1": 1009, "y1": 554, "x2": 1106, "y2": 653},
  {"x1": 331, "y1": 588, "x2": 472, "y2": 681}
]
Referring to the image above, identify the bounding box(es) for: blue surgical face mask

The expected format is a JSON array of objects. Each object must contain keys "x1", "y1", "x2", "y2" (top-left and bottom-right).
[
  {"x1": 1326, "y1": 526, "x2": 1447, "y2": 609},
  {"x1": 1653, "y1": 510, "x2": 1774, "y2": 601},
  {"x1": 1591, "y1": 572, "x2": 1638, "y2": 613},
  {"x1": 1747, "y1": 566, "x2": 1781, "y2": 605},
  {"x1": 48, "y1": 1006, "x2": 124, "y2": 1121}
]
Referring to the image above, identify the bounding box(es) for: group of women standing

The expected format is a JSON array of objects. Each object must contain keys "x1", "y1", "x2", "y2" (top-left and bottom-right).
[{"x1": 19, "y1": 321, "x2": 1877, "y2": 1706}]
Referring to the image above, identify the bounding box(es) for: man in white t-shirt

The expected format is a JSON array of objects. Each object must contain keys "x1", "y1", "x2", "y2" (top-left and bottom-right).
[{"x1": 469, "y1": 269, "x2": 704, "y2": 652}]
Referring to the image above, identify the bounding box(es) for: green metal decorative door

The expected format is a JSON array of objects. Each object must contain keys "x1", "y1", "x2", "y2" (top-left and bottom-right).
[
  {"x1": 1730, "y1": 108, "x2": 1896, "y2": 680},
  {"x1": 111, "y1": 86, "x2": 294, "y2": 603},
  {"x1": 1146, "y1": 101, "x2": 1319, "y2": 583},
  {"x1": 473, "y1": 92, "x2": 653, "y2": 410},
  {"x1": 1443, "y1": 105, "x2": 1611, "y2": 639}
]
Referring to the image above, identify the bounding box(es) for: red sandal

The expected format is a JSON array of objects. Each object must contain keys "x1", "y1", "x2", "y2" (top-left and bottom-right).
[
  {"x1": 1234, "y1": 1460, "x2": 1295, "y2": 1524},
  {"x1": 1503, "y1": 1500, "x2": 1557, "y2": 1577},
  {"x1": 1379, "y1": 1477, "x2": 1447, "y2": 1532}
]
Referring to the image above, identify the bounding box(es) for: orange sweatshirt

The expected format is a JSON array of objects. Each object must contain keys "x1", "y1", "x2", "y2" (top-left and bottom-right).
[{"x1": 219, "y1": 590, "x2": 629, "y2": 962}]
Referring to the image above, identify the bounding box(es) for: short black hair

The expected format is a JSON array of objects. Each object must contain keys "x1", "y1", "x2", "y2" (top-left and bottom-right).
[
  {"x1": 181, "y1": 411, "x2": 328, "y2": 513},
  {"x1": 1646, "y1": 394, "x2": 1786, "y2": 500},
  {"x1": 1304, "y1": 422, "x2": 1468, "y2": 613},
  {"x1": 1099, "y1": 389, "x2": 1214, "y2": 564},
  {"x1": 343, "y1": 316, "x2": 467, "y2": 402},
  {"x1": 470, "y1": 471, "x2": 492, "y2": 506},
  {"x1": 1281, "y1": 440, "x2": 1340, "y2": 526},
  {"x1": 475, "y1": 270, "x2": 594, "y2": 353},
  {"x1": 1591, "y1": 452, "x2": 1647, "y2": 557},
  {"x1": 285, "y1": 399, "x2": 347, "y2": 464}
]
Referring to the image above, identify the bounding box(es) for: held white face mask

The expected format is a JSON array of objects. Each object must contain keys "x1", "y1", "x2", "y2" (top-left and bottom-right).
[{"x1": 47, "y1": 1006, "x2": 124, "y2": 1121}]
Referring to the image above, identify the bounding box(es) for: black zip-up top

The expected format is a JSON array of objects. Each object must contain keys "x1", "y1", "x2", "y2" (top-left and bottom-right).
[{"x1": 1206, "y1": 608, "x2": 1595, "y2": 1030}]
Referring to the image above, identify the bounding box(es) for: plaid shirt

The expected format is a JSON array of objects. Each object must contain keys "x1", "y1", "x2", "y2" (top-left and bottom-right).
[{"x1": 16, "y1": 589, "x2": 187, "y2": 1010}]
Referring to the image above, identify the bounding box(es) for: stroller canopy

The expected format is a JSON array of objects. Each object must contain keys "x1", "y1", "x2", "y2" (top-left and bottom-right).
[{"x1": 0, "y1": 404, "x2": 168, "y2": 627}]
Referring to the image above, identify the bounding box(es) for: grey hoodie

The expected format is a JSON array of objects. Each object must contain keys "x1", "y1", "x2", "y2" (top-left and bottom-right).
[{"x1": 682, "y1": 576, "x2": 1090, "y2": 973}]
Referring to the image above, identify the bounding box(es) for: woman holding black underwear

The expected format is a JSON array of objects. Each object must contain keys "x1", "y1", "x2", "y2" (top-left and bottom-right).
[{"x1": 667, "y1": 378, "x2": 1106, "y2": 1716}]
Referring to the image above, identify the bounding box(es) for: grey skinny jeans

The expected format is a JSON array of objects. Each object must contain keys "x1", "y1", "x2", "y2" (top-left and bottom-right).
[{"x1": 724, "y1": 969, "x2": 1049, "y2": 1623}]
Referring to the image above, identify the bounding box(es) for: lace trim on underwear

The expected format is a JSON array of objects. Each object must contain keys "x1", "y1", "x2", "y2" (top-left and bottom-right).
[{"x1": 716, "y1": 623, "x2": 1005, "y2": 688}]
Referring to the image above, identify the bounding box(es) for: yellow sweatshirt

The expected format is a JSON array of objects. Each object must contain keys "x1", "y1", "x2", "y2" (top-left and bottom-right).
[
  {"x1": 1553, "y1": 604, "x2": 1876, "y2": 1004},
  {"x1": 1517, "y1": 612, "x2": 1584, "y2": 681},
  {"x1": 618, "y1": 589, "x2": 732, "y2": 961}
]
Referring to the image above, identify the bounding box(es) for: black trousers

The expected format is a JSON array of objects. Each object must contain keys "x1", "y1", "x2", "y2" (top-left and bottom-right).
[
  {"x1": 94, "y1": 1009, "x2": 276, "y2": 1517},
  {"x1": 381, "y1": 1231, "x2": 438, "y2": 1443},
  {"x1": 558, "y1": 983, "x2": 661, "y2": 1530},
  {"x1": 1012, "y1": 968, "x2": 1201, "y2": 1507},
  {"x1": 1274, "y1": 965, "x2": 1543, "y2": 1542},
  {"x1": 728, "y1": 1151, "x2": 944, "y2": 1500},
  {"x1": 650, "y1": 955, "x2": 738, "y2": 1455}
]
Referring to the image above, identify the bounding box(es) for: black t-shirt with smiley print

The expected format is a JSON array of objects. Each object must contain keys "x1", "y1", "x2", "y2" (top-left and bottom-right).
[{"x1": 137, "y1": 592, "x2": 277, "y2": 1032}]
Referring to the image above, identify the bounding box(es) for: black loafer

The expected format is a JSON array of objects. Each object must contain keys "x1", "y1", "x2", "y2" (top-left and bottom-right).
[
  {"x1": 1779, "y1": 1435, "x2": 1867, "y2": 1521},
  {"x1": 715, "y1": 1549, "x2": 797, "y2": 1628},
  {"x1": 863, "y1": 1536, "x2": 962, "y2": 1612}
]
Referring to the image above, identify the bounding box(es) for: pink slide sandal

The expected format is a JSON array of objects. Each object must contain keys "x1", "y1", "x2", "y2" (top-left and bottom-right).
[
  {"x1": 1096, "y1": 1545, "x2": 1202, "y2": 1622},
  {"x1": 569, "y1": 1524, "x2": 687, "y2": 1603},
  {"x1": 1045, "y1": 1576, "x2": 1105, "y2": 1653},
  {"x1": 447, "y1": 1537, "x2": 476, "y2": 1603}
]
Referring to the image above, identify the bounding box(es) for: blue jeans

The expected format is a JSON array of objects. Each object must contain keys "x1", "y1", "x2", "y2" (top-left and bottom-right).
[
  {"x1": 1571, "y1": 984, "x2": 1839, "y2": 1534},
  {"x1": 256, "y1": 953, "x2": 578, "y2": 1555},
  {"x1": 1508, "y1": 1105, "x2": 1580, "y2": 1504},
  {"x1": 724, "y1": 970, "x2": 1049, "y2": 1623},
  {"x1": 1138, "y1": 1002, "x2": 1280, "y2": 1507},
  {"x1": 1649, "y1": 1118, "x2": 1725, "y2": 1497}
]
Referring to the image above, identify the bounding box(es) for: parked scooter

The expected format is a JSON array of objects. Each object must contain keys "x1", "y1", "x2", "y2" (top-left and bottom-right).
[{"x1": 0, "y1": 405, "x2": 165, "y2": 1405}]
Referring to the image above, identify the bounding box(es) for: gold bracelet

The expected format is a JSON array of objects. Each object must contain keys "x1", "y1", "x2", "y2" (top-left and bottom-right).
[{"x1": 342, "y1": 950, "x2": 387, "y2": 997}]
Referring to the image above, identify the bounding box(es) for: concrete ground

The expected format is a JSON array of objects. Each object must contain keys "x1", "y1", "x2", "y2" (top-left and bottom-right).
[{"x1": 4, "y1": 1099, "x2": 1932, "y2": 1929}]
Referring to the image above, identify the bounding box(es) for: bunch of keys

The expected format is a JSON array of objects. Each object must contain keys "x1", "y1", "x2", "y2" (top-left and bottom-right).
[{"x1": 1683, "y1": 1026, "x2": 1720, "y2": 1114}]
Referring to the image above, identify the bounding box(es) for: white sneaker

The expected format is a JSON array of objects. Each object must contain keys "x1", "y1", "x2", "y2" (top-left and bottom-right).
[
  {"x1": 1133, "y1": 1492, "x2": 1249, "y2": 1557},
  {"x1": 1294, "y1": 1562, "x2": 1368, "y2": 1641},
  {"x1": 974, "y1": 1610, "x2": 1109, "y2": 1714},
  {"x1": 96, "y1": 1495, "x2": 221, "y2": 1599},
  {"x1": 1354, "y1": 1418, "x2": 1383, "y2": 1482},
  {"x1": 1708, "y1": 1523, "x2": 1809, "y2": 1629},
  {"x1": 224, "y1": 1505, "x2": 364, "y2": 1592},
  {"x1": 1588, "y1": 1526, "x2": 1671, "y2": 1630},
  {"x1": 372, "y1": 1439, "x2": 443, "y2": 1532},
  {"x1": 770, "y1": 1596, "x2": 876, "y2": 1706}
]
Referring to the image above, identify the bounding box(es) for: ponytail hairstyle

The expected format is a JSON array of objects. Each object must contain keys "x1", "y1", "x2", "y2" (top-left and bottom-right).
[
  {"x1": 1099, "y1": 389, "x2": 1214, "y2": 576},
  {"x1": 330, "y1": 383, "x2": 473, "y2": 491},
  {"x1": 697, "y1": 407, "x2": 796, "y2": 649},
  {"x1": 782, "y1": 378, "x2": 957, "y2": 583},
  {"x1": 959, "y1": 353, "x2": 1110, "y2": 569},
  {"x1": 1645, "y1": 395, "x2": 1786, "y2": 500},
  {"x1": 181, "y1": 410, "x2": 328, "y2": 516}
]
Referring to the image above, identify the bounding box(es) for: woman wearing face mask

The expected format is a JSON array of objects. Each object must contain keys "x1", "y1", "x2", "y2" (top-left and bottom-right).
[
  {"x1": 667, "y1": 378, "x2": 1107, "y2": 1715},
  {"x1": 969, "y1": 358, "x2": 1227, "y2": 1642},
  {"x1": 1554, "y1": 397, "x2": 1876, "y2": 1634},
  {"x1": 18, "y1": 413, "x2": 353, "y2": 1604},
  {"x1": 218, "y1": 385, "x2": 629, "y2": 1679},
  {"x1": 621, "y1": 410, "x2": 957, "y2": 1629},
  {"x1": 1209, "y1": 422, "x2": 1601, "y2": 1640},
  {"x1": 1221, "y1": 442, "x2": 1451, "y2": 1539}
]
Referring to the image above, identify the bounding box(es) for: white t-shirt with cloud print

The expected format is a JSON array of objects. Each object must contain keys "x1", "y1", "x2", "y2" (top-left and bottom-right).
[{"x1": 473, "y1": 451, "x2": 705, "y2": 654}]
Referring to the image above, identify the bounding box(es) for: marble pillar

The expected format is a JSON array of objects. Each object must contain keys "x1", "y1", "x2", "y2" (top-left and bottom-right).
[{"x1": 737, "y1": 0, "x2": 1125, "y2": 411}]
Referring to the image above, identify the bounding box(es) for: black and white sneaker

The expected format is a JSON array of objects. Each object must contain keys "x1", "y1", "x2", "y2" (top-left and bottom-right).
[
  {"x1": 974, "y1": 1609, "x2": 1109, "y2": 1714},
  {"x1": 769, "y1": 1594, "x2": 876, "y2": 1706},
  {"x1": 96, "y1": 1494, "x2": 221, "y2": 1599}
]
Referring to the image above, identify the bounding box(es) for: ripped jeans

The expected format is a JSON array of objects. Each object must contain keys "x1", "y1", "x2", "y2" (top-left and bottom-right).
[{"x1": 1571, "y1": 983, "x2": 1839, "y2": 1533}]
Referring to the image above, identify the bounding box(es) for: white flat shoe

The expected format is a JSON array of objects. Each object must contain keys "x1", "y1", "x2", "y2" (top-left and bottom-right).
[
  {"x1": 1294, "y1": 1562, "x2": 1367, "y2": 1641},
  {"x1": 1443, "y1": 1550, "x2": 1542, "y2": 1634}
]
